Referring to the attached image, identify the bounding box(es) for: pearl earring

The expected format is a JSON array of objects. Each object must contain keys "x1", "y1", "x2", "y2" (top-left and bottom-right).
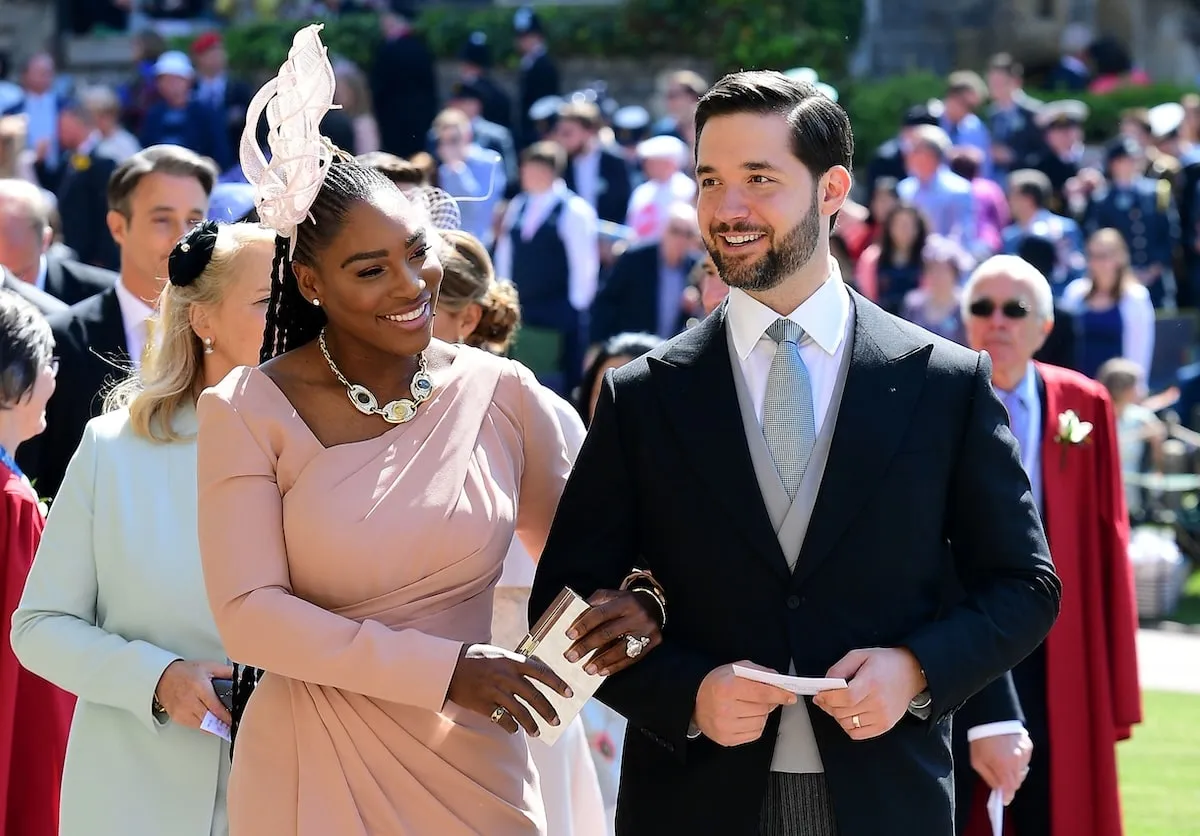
[
  {"x1": 203, "y1": 337, "x2": 214, "y2": 354},
  {"x1": 312, "y1": 298, "x2": 321, "y2": 307}
]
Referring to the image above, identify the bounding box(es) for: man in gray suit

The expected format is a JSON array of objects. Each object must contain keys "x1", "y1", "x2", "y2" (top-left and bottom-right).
[{"x1": 530, "y1": 71, "x2": 1061, "y2": 835}]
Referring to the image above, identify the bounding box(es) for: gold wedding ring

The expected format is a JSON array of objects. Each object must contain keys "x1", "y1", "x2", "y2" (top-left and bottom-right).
[
  {"x1": 852, "y1": 714, "x2": 862, "y2": 729},
  {"x1": 490, "y1": 706, "x2": 507, "y2": 724}
]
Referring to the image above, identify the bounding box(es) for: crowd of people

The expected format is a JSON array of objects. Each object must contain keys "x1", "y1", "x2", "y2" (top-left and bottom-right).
[{"x1": 0, "y1": 4, "x2": 1172, "y2": 836}]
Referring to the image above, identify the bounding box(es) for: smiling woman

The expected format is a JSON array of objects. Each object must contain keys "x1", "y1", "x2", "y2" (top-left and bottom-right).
[{"x1": 191, "y1": 24, "x2": 637, "y2": 836}]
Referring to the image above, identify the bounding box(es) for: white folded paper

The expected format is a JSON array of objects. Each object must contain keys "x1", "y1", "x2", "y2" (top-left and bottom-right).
[
  {"x1": 731, "y1": 665, "x2": 848, "y2": 695},
  {"x1": 988, "y1": 788, "x2": 1004, "y2": 836},
  {"x1": 200, "y1": 710, "x2": 232, "y2": 742}
]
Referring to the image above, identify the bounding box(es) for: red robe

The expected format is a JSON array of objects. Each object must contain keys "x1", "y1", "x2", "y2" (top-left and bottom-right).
[
  {"x1": 968, "y1": 363, "x2": 1143, "y2": 836},
  {"x1": 0, "y1": 463, "x2": 75, "y2": 836}
]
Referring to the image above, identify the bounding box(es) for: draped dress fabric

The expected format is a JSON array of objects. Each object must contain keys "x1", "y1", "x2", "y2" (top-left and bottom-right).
[{"x1": 195, "y1": 346, "x2": 574, "y2": 836}]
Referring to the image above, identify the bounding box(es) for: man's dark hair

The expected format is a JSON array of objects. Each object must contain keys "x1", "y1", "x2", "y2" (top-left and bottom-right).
[
  {"x1": 1007, "y1": 169, "x2": 1052, "y2": 208},
  {"x1": 694, "y1": 71, "x2": 853, "y2": 228},
  {"x1": 107, "y1": 144, "x2": 218, "y2": 218}
]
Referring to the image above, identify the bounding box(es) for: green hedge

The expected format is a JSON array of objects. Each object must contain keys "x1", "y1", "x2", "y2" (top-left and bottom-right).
[
  {"x1": 205, "y1": 7, "x2": 1189, "y2": 167},
  {"x1": 207, "y1": 0, "x2": 861, "y2": 81}
]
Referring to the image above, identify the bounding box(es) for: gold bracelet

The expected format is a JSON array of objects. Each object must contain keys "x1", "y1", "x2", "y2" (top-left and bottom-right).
[{"x1": 630, "y1": 586, "x2": 667, "y2": 629}]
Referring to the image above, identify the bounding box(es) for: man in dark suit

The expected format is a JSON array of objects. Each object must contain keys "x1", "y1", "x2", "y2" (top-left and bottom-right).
[
  {"x1": 456, "y1": 31, "x2": 513, "y2": 133},
  {"x1": 590, "y1": 202, "x2": 700, "y2": 343},
  {"x1": 513, "y1": 7, "x2": 560, "y2": 149},
  {"x1": 371, "y1": 2, "x2": 439, "y2": 159},
  {"x1": 529, "y1": 71, "x2": 1061, "y2": 836},
  {"x1": 0, "y1": 266, "x2": 66, "y2": 318},
  {"x1": 556, "y1": 99, "x2": 634, "y2": 226},
  {"x1": 138, "y1": 51, "x2": 231, "y2": 171},
  {"x1": 985, "y1": 54, "x2": 1044, "y2": 183},
  {"x1": 51, "y1": 100, "x2": 121, "y2": 270},
  {"x1": 17, "y1": 145, "x2": 216, "y2": 497},
  {"x1": 0, "y1": 177, "x2": 116, "y2": 304}
]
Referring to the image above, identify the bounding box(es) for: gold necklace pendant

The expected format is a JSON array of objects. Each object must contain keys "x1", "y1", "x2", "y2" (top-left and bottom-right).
[{"x1": 319, "y1": 328, "x2": 435, "y2": 424}]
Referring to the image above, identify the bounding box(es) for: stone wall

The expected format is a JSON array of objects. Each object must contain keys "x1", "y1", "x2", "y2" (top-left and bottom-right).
[{"x1": 0, "y1": 0, "x2": 59, "y2": 68}]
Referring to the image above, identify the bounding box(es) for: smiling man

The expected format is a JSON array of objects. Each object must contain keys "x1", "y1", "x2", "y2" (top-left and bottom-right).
[
  {"x1": 530, "y1": 71, "x2": 1062, "y2": 835},
  {"x1": 17, "y1": 144, "x2": 216, "y2": 496}
]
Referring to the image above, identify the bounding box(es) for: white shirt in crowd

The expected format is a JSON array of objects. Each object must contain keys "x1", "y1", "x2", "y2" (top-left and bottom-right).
[
  {"x1": 114, "y1": 278, "x2": 156, "y2": 370},
  {"x1": 494, "y1": 179, "x2": 600, "y2": 313}
]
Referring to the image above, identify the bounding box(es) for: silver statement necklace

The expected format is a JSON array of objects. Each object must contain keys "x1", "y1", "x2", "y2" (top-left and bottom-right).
[{"x1": 318, "y1": 327, "x2": 435, "y2": 424}]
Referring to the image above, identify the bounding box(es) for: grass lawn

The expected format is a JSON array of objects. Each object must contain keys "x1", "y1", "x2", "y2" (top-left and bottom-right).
[{"x1": 1119, "y1": 690, "x2": 1200, "y2": 835}]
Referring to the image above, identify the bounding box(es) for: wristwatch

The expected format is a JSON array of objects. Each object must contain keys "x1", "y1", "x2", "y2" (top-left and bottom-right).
[{"x1": 151, "y1": 692, "x2": 169, "y2": 722}]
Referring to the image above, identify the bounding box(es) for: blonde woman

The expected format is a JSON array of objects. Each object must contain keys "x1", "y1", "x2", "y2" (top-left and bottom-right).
[
  {"x1": 433, "y1": 228, "x2": 521, "y2": 352},
  {"x1": 10, "y1": 221, "x2": 274, "y2": 836},
  {"x1": 1061, "y1": 227, "x2": 1156, "y2": 379},
  {"x1": 431, "y1": 229, "x2": 608, "y2": 836}
]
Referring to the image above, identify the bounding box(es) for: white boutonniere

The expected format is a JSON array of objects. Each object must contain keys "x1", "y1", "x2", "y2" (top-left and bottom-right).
[{"x1": 1055, "y1": 409, "x2": 1093, "y2": 467}]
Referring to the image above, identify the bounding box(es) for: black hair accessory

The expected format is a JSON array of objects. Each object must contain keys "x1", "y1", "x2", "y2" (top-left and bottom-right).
[{"x1": 168, "y1": 220, "x2": 220, "y2": 288}]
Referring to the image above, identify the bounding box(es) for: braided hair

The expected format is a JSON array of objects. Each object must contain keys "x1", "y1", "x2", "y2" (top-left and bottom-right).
[
  {"x1": 259, "y1": 159, "x2": 399, "y2": 363},
  {"x1": 229, "y1": 159, "x2": 397, "y2": 752}
]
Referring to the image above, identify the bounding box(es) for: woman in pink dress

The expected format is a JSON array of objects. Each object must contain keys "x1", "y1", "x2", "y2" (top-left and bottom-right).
[{"x1": 196, "y1": 26, "x2": 661, "y2": 836}]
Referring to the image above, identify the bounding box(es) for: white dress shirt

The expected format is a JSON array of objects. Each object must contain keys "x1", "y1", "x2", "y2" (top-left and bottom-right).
[
  {"x1": 570, "y1": 147, "x2": 602, "y2": 210},
  {"x1": 114, "y1": 279, "x2": 156, "y2": 370},
  {"x1": 725, "y1": 265, "x2": 852, "y2": 430},
  {"x1": 494, "y1": 180, "x2": 600, "y2": 312}
]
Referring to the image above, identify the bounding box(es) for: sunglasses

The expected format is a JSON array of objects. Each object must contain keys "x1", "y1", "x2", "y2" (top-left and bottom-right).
[{"x1": 968, "y1": 298, "x2": 1030, "y2": 319}]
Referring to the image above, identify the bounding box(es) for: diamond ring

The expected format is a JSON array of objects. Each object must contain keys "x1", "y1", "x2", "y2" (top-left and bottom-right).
[
  {"x1": 490, "y1": 706, "x2": 507, "y2": 724},
  {"x1": 624, "y1": 635, "x2": 650, "y2": 659},
  {"x1": 852, "y1": 714, "x2": 862, "y2": 729}
]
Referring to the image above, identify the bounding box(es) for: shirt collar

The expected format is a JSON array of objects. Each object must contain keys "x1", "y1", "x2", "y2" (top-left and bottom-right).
[
  {"x1": 114, "y1": 277, "x2": 156, "y2": 326},
  {"x1": 35, "y1": 254, "x2": 48, "y2": 291},
  {"x1": 726, "y1": 260, "x2": 850, "y2": 362},
  {"x1": 997, "y1": 361, "x2": 1038, "y2": 407}
]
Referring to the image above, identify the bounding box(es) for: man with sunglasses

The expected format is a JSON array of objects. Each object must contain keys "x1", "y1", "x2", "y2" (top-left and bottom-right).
[{"x1": 955, "y1": 255, "x2": 1141, "y2": 836}]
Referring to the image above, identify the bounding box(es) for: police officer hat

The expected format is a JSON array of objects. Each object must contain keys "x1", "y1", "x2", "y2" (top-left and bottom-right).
[
  {"x1": 1149, "y1": 102, "x2": 1185, "y2": 140},
  {"x1": 903, "y1": 103, "x2": 941, "y2": 128},
  {"x1": 458, "y1": 32, "x2": 491, "y2": 69},
  {"x1": 529, "y1": 95, "x2": 563, "y2": 134},
  {"x1": 1035, "y1": 100, "x2": 1089, "y2": 130},
  {"x1": 514, "y1": 7, "x2": 542, "y2": 36},
  {"x1": 612, "y1": 105, "x2": 651, "y2": 147},
  {"x1": 1105, "y1": 135, "x2": 1144, "y2": 165}
]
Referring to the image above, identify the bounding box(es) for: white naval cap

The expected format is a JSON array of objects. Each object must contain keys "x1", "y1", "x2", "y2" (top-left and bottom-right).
[{"x1": 636, "y1": 134, "x2": 688, "y2": 163}]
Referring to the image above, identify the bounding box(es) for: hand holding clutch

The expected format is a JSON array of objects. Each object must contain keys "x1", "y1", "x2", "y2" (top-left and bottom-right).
[
  {"x1": 446, "y1": 644, "x2": 573, "y2": 737},
  {"x1": 563, "y1": 588, "x2": 663, "y2": 677}
]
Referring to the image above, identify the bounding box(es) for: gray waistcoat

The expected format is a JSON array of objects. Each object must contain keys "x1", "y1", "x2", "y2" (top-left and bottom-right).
[{"x1": 724, "y1": 307, "x2": 856, "y2": 773}]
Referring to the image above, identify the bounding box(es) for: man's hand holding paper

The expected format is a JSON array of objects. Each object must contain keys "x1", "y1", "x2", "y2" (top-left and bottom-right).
[{"x1": 812, "y1": 647, "x2": 928, "y2": 740}]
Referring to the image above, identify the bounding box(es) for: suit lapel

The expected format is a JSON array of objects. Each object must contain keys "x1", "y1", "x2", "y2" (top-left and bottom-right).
[
  {"x1": 791, "y1": 294, "x2": 932, "y2": 587},
  {"x1": 85, "y1": 288, "x2": 131, "y2": 366},
  {"x1": 649, "y1": 306, "x2": 792, "y2": 581}
]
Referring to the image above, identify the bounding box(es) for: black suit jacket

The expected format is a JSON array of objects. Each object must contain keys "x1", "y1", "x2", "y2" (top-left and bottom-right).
[
  {"x1": 43, "y1": 253, "x2": 117, "y2": 306},
  {"x1": 17, "y1": 287, "x2": 130, "y2": 497},
  {"x1": 55, "y1": 150, "x2": 120, "y2": 270},
  {"x1": 564, "y1": 148, "x2": 634, "y2": 226},
  {"x1": 590, "y1": 243, "x2": 697, "y2": 343},
  {"x1": 1034, "y1": 303, "x2": 1077, "y2": 371},
  {"x1": 0, "y1": 268, "x2": 68, "y2": 317},
  {"x1": 518, "y1": 51, "x2": 560, "y2": 148},
  {"x1": 529, "y1": 294, "x2": 1061, "y2": 835}
]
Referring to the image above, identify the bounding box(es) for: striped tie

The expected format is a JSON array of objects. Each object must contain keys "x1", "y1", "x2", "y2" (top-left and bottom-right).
[{"x1": 762, "y1": 319, "x2": 817, "y2": 499}]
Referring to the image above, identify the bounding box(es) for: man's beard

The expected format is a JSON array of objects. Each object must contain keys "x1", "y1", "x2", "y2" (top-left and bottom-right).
[{"x1": 706, "y1": 192, "x2": 822, "y2": 293}]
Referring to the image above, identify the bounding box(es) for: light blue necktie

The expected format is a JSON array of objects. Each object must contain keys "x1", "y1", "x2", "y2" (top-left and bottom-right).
[
  {"x1": 763, "y1": 319, "x2": 817, "y2": 499},
  {"x1": 999, "y1": 388, "x2": 1027, "y2": 462}
]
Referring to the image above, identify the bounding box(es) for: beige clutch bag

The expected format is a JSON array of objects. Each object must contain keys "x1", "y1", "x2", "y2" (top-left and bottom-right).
[{"x1": 514, "y1": 587, "x2": 608, "y2": 745}]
